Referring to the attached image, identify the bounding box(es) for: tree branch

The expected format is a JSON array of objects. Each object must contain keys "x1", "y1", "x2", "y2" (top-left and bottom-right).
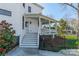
[{"x1": 64, "y1": 3, "x2": 79, "y2": 11}]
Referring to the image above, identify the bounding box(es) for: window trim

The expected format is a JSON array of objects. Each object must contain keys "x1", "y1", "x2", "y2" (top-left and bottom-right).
[{"x1": 0, "y1": 8, "x2": 12, "y2": 16}]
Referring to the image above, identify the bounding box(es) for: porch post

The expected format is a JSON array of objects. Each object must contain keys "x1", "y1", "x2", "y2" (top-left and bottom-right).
[
  {"x1": 38, "y1": 16, "x2": 41, "y2": 47},
  {"x1": 49, "y1": 20, "x2": 51, "y2": 34},
  {"x1": 55, "y1": 21, "x2": 57, "y2": 34},
  {"x1": 39, "y1": 17, "x2": 41, "y2": 34}
]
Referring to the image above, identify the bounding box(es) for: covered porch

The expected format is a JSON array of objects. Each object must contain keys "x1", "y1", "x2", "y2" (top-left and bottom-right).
[
  {"x1": 25, "y1": 14, "x2": 58, "y2": 38},
  {"x1": 20, "y1": 14, "x2": 58, "y2": 48}
]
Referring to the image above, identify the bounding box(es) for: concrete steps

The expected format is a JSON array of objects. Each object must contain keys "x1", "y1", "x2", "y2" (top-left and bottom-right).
[{"x1": 20, "y1": 32, "x2": 38, "y2": 48}]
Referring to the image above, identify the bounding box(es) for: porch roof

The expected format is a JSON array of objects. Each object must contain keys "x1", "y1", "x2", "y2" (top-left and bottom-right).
[{"x1": 24, "y1": 14, "x2": 57, "y2": 22}]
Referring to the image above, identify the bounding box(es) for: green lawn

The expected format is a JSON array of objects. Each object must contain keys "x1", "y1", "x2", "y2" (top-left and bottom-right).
[
  {"x1": 64, "y1": 35, "x2": 79, "y2": 48},
  {"x1": 65, "y1": 35, "x2": 78, "y2": 40}
]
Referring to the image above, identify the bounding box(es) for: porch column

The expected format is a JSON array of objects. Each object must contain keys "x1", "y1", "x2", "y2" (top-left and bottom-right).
[
  {"x1": 39, "y1": 17, "x2": 41, "y2": 34},
  {"x1": 38, "y1": 16, "x2": 41, "y2": 47},
  {"x1": 55, "y1": 21, "x2": 57, "y2": 34},
  {"x1": 49, "y1": 20, "x2": 51, "y2": 34}
]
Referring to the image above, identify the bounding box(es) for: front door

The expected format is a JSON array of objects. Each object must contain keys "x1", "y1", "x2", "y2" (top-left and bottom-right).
[{"x1": 25, "y1": 18, "x2": 38, "y2": 33}]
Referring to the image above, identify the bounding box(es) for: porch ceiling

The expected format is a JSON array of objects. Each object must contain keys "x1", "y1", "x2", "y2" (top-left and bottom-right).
[{"x1": 24, "y1": 14, "x2": 57, "y2": 22}]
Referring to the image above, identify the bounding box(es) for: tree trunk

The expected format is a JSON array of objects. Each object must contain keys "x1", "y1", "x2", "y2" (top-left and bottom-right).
[
  {"x1": 77, "y1": 3, "x2": 79, "y2": 39},
  {"x1": 77, "y1": 3, "x2": 79, "y2": 48}
]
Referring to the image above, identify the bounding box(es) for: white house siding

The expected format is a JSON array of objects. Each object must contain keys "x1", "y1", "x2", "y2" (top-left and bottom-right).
[
  {"x1": 21, "y1": 3, "x2": 43, "y2": 38},
  {"x1": 0, "y1": 3, "x2": 25, "y2": 36},
  {"x1": 25, "y1": 3, "x2": 42, "y2": 14},
  {"x1": 0, "y1": 3, "x2": 43, "y2": 36},
  {"x1": 0, "y1": 3, "x2": 43, "y2": 48},
  {"x1": 25, "y1": 18, "x2": 38, "y2": 33}
]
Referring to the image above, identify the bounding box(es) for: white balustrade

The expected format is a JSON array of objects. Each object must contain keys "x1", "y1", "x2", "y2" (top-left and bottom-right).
[{"x1": 40, "y1": 28, "x2": 57, "y2": 35}]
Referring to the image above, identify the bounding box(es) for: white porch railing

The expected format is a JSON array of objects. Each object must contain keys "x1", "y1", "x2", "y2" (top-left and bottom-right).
[
  {"x1": 40, "y1": 28, "x2": 57, "y2": 38},
  {"x1": 40, "y1": 28, "x2": 57, "y2": 35}
]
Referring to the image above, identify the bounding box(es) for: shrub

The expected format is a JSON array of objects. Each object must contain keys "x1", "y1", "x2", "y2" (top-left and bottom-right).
[
  {"x1": 39, "y1": 35, "x2": 79, "y2": 52},
  {"x1": 1, "y1": 20, "x2": 15, "y2": 42},
  {"x1": 39, "y1": 35, "x2": 65, "y2": 52},
  {"x1": 0, "y1": 20, "x2": 16, "y2": 55}
]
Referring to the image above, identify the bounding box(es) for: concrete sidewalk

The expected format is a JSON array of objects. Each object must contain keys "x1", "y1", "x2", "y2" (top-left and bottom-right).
[
  {"x1": 5, "y1": 46, "x2": 42, "y2": 56},
  {"x1": 60, "y1": 49, "x2": 79, "y2": 56},
  {"x1": 5, "y1": 46, "x2": 64, "y2": 56}
]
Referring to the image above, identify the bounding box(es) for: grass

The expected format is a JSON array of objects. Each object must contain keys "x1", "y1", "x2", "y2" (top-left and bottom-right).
[
  {"x1": 65, "y1": 35, "x2": 78, "y2": 40},
  {"x1": 64, "y1": 35, "x2": 79, "y2": 48}
]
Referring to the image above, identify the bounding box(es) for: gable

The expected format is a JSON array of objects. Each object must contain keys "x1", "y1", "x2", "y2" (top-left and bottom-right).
[
  {"x1": 25, "y1": 3, "x2": 43, "y2": 14},
  {"x1": 32, "y1": 3, "x2": 44, "y2": 9}
]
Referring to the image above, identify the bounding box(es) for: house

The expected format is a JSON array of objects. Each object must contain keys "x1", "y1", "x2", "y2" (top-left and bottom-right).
[
  {"x1": 66, "y1": 19, "x2": 77, "y2": 34},
  {"x1": 0, "y1": 3, "x2": 57, "y2": 48}
]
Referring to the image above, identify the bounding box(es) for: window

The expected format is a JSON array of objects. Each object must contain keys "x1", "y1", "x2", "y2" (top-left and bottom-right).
[
  {"x1": 23, "y1": 3, "x2": 25, "y2": 8},
  {"x1": 28, "y1": 6, "x2": 31, "y2": 12},
  {"x1": 0, "y1": 9, "x2": 12, "y2": 16},
  {"x1": 22, "y1": 16, "x2": 24, "y2": 29},
  {"x1": 25, "y1": 21, "x2": 28, "y2": 27}
]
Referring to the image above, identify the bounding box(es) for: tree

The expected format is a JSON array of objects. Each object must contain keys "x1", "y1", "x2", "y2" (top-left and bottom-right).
[
  {"x1": 57, "y1": 19, "x2": 67, "y2": 37},
  {"x1": 61, "y1": 3, "x2": 79, "y2": 39}
]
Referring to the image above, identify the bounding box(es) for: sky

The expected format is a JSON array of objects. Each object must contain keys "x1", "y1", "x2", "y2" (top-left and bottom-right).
[{"x1": 40, "y1": 3, "x2": 77, "y2": 20}]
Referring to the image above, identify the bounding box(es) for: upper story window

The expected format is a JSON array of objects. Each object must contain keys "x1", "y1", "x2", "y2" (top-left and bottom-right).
[
  {"x1": 0, "y1": 9, "x2": 12, "y2": 16},
  {"x1": 23, "y1": 3, "x2": 25, "y2": 8},
  {"x1": 28, "y1": 6, "x2": 31, "y2": 13},
  {"x1": 22, "y1": 16, "x2": 24, "y2": 29}
]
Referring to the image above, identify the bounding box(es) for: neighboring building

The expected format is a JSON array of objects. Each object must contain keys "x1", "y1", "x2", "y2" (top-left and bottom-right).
[
  {"x1": 0, "y1": 3, "x2": 57, "y2": 48},
  {"x1": 66, "y1": 19, "x2": 77, "y2": 34}
]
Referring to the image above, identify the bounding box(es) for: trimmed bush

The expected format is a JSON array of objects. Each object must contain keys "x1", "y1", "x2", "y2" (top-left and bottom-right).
[
  {"x1": 39, "y1": 35, "x2": 79, "y2": 52},
  {"x1": 0, "y1": 20, "x2": 16, "y2": 55}
]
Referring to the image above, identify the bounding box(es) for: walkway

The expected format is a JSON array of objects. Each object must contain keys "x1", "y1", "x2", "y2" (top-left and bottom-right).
[{"x1": 5, "y1": 46, "x2": 64, "y2": 56}]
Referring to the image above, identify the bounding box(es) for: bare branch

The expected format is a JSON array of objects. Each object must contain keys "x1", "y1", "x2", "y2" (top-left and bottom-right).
[{"x1": 64, "y1": 3, "x2": 79, "y2": 11}]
